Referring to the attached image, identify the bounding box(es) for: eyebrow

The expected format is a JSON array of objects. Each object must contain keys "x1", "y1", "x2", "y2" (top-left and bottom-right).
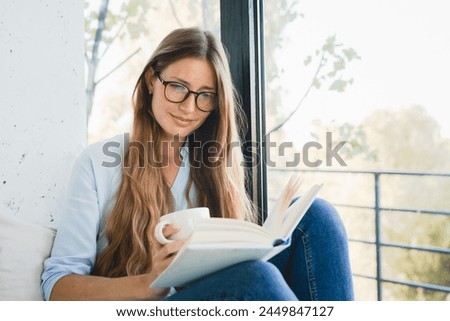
[{"x1": 167, "y1": 76, "x2": 216, "y2": 92}]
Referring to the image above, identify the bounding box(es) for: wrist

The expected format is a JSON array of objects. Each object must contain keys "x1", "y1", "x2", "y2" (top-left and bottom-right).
[{"x1": 137, "y1": 273, "x2": 169, "y2": 300}]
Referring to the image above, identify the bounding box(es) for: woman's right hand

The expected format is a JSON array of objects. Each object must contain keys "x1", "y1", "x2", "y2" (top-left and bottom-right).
[
  {"x1": 51, "y1": 225, "x2": 188, "y2": 301},
  {"x1": 147, "y1": 224, "x2": 186, "y2": 299},
  {"x1": 50, "y1": 232, "x2": 187, "y2": 301}
]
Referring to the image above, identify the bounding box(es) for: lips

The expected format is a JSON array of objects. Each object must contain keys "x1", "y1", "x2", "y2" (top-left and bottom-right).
[{"x1": 170, "y1": 113, "x2": 193, "y2": 124}]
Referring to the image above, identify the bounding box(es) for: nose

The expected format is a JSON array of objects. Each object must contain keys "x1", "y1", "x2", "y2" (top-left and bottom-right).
[{"x1": 178, "y1": 92, "x2": 197, "y2": 113}]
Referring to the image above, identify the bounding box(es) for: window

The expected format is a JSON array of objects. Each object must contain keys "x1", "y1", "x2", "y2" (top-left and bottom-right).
[
  {"x1": 85, "y1": 0, "x2": 450, "y2": 301},
  {"x1": 262, "y1": 0, "x2": 450, "y2": 300}
]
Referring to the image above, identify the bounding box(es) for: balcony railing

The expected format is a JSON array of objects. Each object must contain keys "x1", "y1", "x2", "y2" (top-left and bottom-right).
[{"x1": 268, "y1": 168, "x2": 450, "y2": 300}]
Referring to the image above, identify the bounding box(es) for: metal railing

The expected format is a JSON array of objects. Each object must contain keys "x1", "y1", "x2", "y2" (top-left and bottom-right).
[{"x1": 268, "y1": 168, "x2": 450, "y2": 300}]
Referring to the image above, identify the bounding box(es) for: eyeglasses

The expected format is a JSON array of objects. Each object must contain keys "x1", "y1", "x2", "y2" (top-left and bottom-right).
[{"x1": 155, "y1": 73, "x2": 218, "y2": 112}]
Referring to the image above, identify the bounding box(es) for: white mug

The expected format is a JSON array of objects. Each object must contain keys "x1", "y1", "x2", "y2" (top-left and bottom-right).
[{"x1": 154, "y1": 207, "x2": 210, "y2": 244}]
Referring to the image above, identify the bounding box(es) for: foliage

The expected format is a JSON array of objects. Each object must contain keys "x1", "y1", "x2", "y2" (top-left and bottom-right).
[
  {"x1": 264, "y1": 0, "x2": 303, "y2": 127},
  {"x1": 84, "y1": 0, "x2": 151, "y2": 57},
  {"x1": 84, "y1": 0, "x2": 151, "y2": 123},
  {"x1": 305, "y1": 35, "x2": 360, "y2": 92},
  {"x1": 313, "y1": 105, "x2": 450, "y2": 300},
  {"x1": 383, "y1": 214, "x2": 450, "y2": 300},
  {"x1": 362, "y1": 105, "x2": 450, "y2": 300},
  {"x1": 362, "y1": 105, "x2": 450, "y2": 171},
  {"x1": 310, "y1": 120, "x2": 378, "y2": 163},
  {"x1": 265, "y1": 6, "x2": 360, "y2": 134}
]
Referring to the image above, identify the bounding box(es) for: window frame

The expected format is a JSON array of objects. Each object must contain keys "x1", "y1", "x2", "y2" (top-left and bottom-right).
[{"x1": 220, "y1": 0, "x2": 267, "y2": 222}]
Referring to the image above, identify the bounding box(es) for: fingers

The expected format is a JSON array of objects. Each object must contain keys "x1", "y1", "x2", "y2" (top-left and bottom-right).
[
  {"x1": 151, "y1": 240, "x2": 187, "y2": 277},
  {"x1": 154, "y1": 223, "x2": 180, "y2": 245},
  {"x1": 159, "y1": 239, "x2": 187, "y2": 258},
  {"x1": 148, "y1": 240, "x2": 187, "y2": 298},
  {"x1": 162, "y1": 224, "x2": 180, "y2": 240},
  {"x1": 150, "y1": 224, "x2": 187, "y2": 294},
  {"x1": 153, "y1": 239, "x2": 186, "y2": 262}
]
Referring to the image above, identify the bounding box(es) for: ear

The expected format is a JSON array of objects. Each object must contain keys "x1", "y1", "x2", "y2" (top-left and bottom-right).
[{"x1": 145, "y1": 66, "x2": 156, "y2": 92}]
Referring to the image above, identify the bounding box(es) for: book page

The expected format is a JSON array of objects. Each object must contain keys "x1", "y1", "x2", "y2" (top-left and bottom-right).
[
  {"x1": 276, "y1": 183, "x2": 323, "y2": 241},
  {"x1": 263, "y1": 174, "x2": 303, "y2": 234},
  {"x1": 189, "y1": 218, "x2": 273, "y2": 245}
]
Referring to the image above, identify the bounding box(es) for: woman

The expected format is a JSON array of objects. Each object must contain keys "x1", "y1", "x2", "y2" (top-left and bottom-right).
[{"x1": 41, "y1": 27, "x2": 354, "y2": 301}]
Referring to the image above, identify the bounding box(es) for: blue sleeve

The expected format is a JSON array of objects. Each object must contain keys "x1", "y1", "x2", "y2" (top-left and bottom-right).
[{"x1": 40, "y1": 147, "x2": 102, "y2": 301}]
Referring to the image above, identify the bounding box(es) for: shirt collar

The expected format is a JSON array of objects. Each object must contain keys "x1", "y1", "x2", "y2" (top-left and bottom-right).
[{"x1": 180, "y1": 144, "x2": 189, "y2": 161}]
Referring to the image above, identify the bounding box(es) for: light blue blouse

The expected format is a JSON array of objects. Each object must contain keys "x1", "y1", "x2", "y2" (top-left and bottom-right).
[{"x1": 40, "y1": 134, "x2": 194, "y2": 300}]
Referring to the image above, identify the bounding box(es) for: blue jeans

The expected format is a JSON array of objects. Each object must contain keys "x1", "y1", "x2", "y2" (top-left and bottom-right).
[{"x1": 165, "y1": 198, "x2": 354, "y2": 301}]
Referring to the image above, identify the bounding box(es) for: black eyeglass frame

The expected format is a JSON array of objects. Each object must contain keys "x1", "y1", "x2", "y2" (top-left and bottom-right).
[{"x1": 155, "y1": 73, "x2": 218, "y2": 112}]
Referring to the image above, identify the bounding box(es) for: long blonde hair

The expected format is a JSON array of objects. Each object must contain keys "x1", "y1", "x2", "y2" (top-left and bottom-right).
[{"x1": 93, "y1": 27, "x2": 256, "y2": 277}]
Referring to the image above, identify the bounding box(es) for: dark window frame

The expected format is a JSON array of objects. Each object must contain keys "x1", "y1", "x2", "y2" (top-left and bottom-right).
[{"x1": 220, "y1": 0, "x2": 267, "y2": 222}]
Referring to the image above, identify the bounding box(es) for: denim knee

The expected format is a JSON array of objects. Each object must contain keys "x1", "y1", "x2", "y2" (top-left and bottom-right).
[
  {"x1": 228, "y1": 261, "x2": 298, "y2": 300},
  {"x1": 299, "y1": 198, "x2": 348, "y2": 241},
  {"x1": 294, "y1": 198, "x2": 354, "y2": 300}
]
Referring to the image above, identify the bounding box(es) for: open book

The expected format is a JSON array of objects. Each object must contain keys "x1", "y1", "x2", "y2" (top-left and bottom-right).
[{"x1": 150, "y1": 175, "x2": 323, "y2": 288}]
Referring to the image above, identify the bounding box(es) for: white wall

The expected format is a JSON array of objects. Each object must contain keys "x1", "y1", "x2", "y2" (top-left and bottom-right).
[{"x1": 0, "y1": 0, "x2": 86, "y2": 228}]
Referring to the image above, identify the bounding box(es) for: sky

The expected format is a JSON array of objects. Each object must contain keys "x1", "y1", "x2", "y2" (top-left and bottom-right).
[{"x1": 274, "y1": 0, "x2": 450, "y2": 139}]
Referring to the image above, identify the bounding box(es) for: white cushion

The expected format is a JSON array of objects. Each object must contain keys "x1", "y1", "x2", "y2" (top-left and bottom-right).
[{"x1": 0, "y1": 213, "x2": 56, "y2": 300}]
